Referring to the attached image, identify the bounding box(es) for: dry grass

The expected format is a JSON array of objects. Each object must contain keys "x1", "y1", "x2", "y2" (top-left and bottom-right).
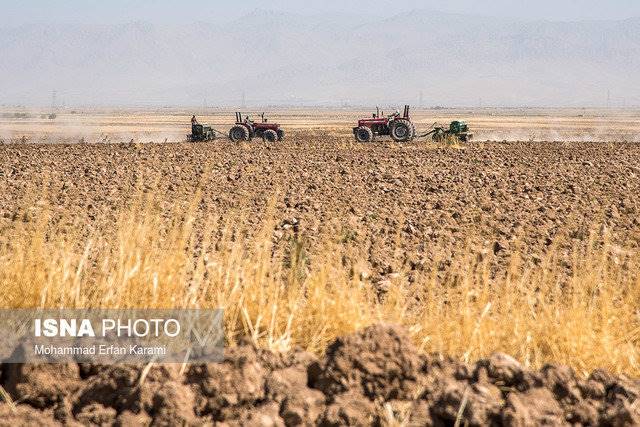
[{"x1": 1, "y1": 190, "x2": 639, "y2": 377}]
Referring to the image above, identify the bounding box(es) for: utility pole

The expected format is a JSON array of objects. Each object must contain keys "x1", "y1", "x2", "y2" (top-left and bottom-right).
[
  {"x1": 606, "y1": 89, "x2": 610, "y2": 109},
  {"x1": 241, "y1": 91, "x2": 246, "y2": 109},
  {"x1": 419, "y1": 91, "x2": 424, "y2": 108}
]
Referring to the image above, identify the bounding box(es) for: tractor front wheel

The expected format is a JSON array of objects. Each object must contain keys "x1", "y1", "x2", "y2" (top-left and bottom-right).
[
  {"x1": 277, "y1": 129, "x2": 285, "y2": 141},
  {"x1": 229, "y1": 125, "x2": 249, "y2": 142},
  {"x1": 391, "y1": 120, "x2": 414, "y2": 142},
  {"x1": 355, "y1": 126, "x2": 373, "y2": 143},
  {"x1": 263, "y1": 129, "x2": 278, "y2": 142}
]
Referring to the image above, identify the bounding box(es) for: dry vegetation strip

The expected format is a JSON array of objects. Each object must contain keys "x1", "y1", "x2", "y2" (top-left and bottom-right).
[{"x1": 1, "y1": 189, "x2": 638, "y2": 377}]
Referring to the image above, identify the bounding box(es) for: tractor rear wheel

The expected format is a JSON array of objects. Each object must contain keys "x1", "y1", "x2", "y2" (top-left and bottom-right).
[
  {"x1": 276, "y1": 129, "x2": 285, "y2": 141},
  {"x1": 355, "y1": 126, "x2": 373, "y2": 142},
  {"x1": 391, "y1": 119, "x2": 414, "y2": 142},
  {"x1": 263, "y1": 129, "x2": 278, "y2": 142},
  {"x1": 229, "y1": 125, "x2": 249, "y2": 142}
]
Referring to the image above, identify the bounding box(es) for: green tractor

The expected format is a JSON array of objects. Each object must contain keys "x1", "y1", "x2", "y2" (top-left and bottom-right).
[
  {"x1": 188, "y1": 123, "x2": 216, "y2": 142},
  {"x1": 425, "y1": 121, "x2": 473, "y2": 143}
]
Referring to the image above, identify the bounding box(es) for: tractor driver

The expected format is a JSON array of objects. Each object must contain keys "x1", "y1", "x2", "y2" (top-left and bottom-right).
[
  {"x1": 191, "y1": 115, "x2": 199, "y2": 125},
  {"x1": 389, "y1": 109, "x2": 400, "y2": 119}
]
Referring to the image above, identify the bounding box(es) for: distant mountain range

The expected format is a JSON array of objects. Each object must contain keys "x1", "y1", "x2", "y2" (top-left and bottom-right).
[{"x1": 1, "y1": 10, "x2": 639, "y2": 107}]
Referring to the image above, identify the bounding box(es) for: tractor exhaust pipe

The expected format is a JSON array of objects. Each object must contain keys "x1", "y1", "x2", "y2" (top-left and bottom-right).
[{"x1": 403, "y1": 105, "x2": 410, "y2": 119}]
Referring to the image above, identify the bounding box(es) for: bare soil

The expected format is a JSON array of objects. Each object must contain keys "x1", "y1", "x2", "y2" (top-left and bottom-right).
[
  {"x1": 1, "y1": 324, "x2": 639, "y2": 425},
  {"x1": 1, "y1": 136, "x2": 640, "y2": 424},
  {"x1": 1, "y1": 138, "x2": 639, "y2": 283}
]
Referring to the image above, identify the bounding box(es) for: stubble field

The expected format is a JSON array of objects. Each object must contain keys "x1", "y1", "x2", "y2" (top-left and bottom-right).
[{"x1": 0, "y1": 108, "x2": 639, "y2": 425}]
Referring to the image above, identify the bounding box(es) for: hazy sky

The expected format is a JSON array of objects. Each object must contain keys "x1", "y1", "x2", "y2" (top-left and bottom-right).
[{"x1": 3, "y1": 0, "x2": 640, "y2": 26}]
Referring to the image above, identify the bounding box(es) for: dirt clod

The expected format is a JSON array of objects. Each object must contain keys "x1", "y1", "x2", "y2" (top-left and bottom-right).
[
  {"x1": 0, "y1": 324, "x2": 638, "y2": 425},
  {"x1": 309, "y1": 324, "x2": 422, "y2": 401}
]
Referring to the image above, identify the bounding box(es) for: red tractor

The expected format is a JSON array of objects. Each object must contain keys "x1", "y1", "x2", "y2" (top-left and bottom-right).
[
  {"x1": 353, "y1": 105, "x2": 415, "y2": 142},
  {"x1": 228, "y1": 112, "x2": 285, "y2": 142}
]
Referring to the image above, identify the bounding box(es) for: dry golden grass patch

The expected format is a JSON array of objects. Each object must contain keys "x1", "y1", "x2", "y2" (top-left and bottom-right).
[{"x1": 0, "y1": 191, "x2": 639, "y2": 377}]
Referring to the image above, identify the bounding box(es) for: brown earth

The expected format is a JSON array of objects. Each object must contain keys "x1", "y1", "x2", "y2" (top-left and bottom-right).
[
  {"x1": 2, "y1": 137, "x2": 640, "y2": 425},
  {"x1": 1, "y1": 324, "x2": 639, "y2": 426},
  {"x1": 1, "y1": 137, "x2": 639, "y2": 283}
]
